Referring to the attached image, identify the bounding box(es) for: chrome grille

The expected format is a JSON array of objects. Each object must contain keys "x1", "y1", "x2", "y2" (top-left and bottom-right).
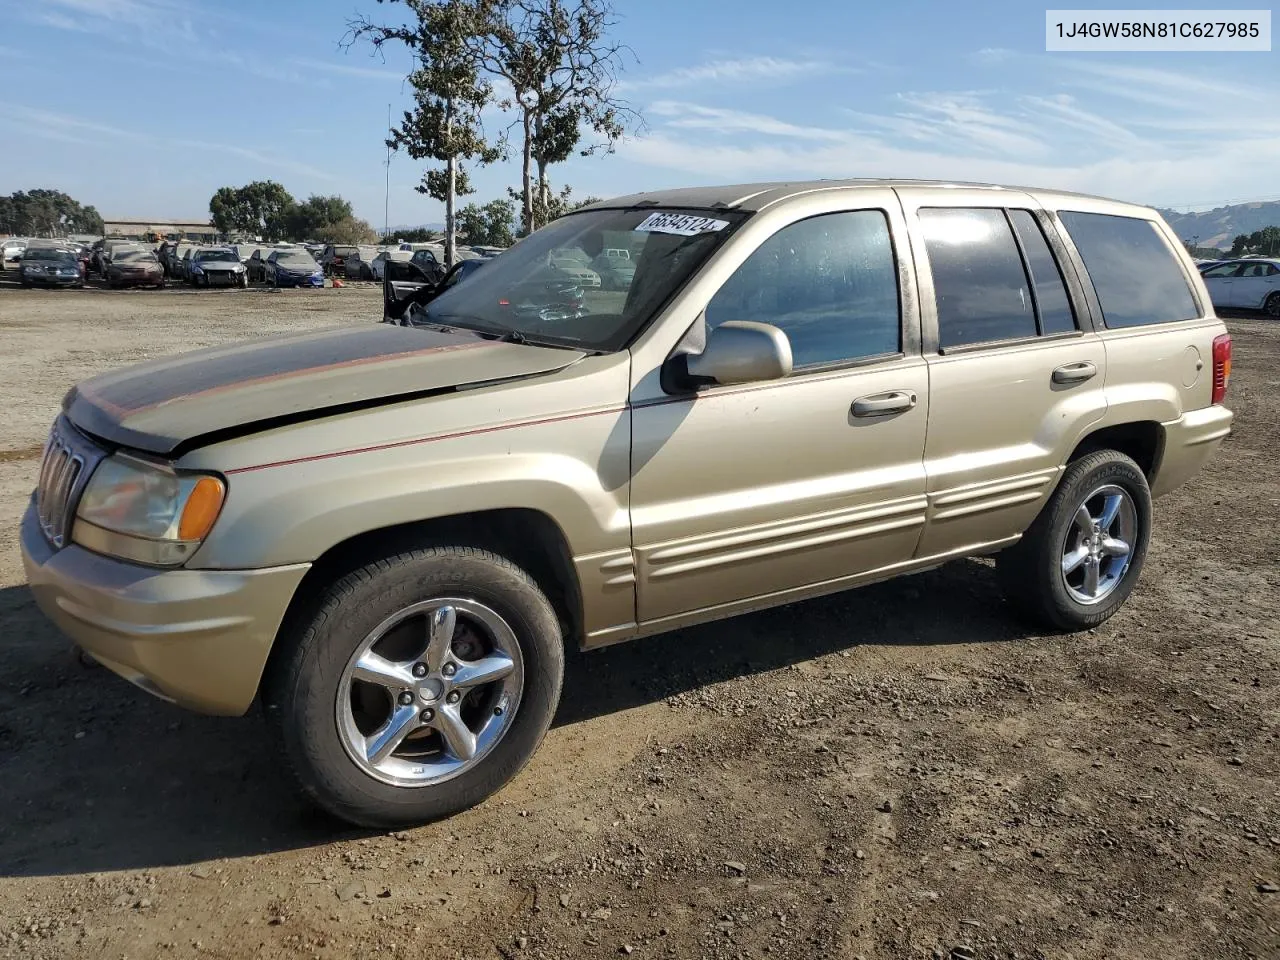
[{"x1": 35, "y1": 418, "x2": 101, "y2": 549}]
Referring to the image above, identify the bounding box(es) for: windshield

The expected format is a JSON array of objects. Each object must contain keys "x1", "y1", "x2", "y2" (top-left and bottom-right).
[
  {"x1": 197, "y1": 250, "x2": 238, "y2": 263},
  {"x1": 26, "y1": 249, "x2": 76, "y2": 263},
  {"x1": 276, "y1": 252, "x2": 317, "y2": 267},
  {"x1": 116, "y1": 250, "x2": 157, "y2": 262},
  {"x1": 419, "y1": 208, "x2": 745, "y2": 350}
]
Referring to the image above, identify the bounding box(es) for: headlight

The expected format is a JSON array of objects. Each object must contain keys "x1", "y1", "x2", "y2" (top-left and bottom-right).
[
  {"x1": 72, "y1": 454, "x2": 226, "y2": 566},
  {"x1": 191, "y1": 265, "x2": 204, "y2": 274}
]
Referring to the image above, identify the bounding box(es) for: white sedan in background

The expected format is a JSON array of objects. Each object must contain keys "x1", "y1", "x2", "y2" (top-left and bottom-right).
[
  {"x1": 1201, "y1": 258, "x2": 1280, "y2": 317},
  {"x1": 370, "y1": 248, "x2": 412, "y2": 282}
]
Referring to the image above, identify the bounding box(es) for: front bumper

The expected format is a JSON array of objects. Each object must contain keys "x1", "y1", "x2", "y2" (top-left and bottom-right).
[
  {"x1": 278, "y1": 273, "x2": 323, "y2": 288},
  {"x1": 22, "y1": 273, "x2": 81, "y2": 286},
  {"x1": 20, "y1": 501, "x2": 310, "y2": 716}
]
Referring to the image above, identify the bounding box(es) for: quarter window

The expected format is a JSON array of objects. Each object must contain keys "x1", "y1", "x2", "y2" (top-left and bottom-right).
[
  {"x1": 705, "y1": 210, "x2": 900, "y2": 368},
  {"x1": 1008, "y1": 209, "x2": 1077, "y2": 335},
  {"x1": 1057, "y1": 211, "x2": 1199, "y2": 328},
  {"x1": 919, "y1": 208, "x2": 1038, "y2": 348}
]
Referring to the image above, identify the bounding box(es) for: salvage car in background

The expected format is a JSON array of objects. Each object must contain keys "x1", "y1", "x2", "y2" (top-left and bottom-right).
[
  {"x1": 2, "y1": 238, "x2": 27, "y2": 263},
  {"x1": 319, "y1": 244, "x2": 358, "y2": 278},
  {"x1": 106, "y1": 248, "x2": 165, "y2": 289},
  {"x1": 1200, "y1": 258, "x2": 1280, "y2": 317},
  {"x1": 265, "y1": 248, "x2": 323, "y2": 287},
  {"x1": 18, "y1": 246, "x2": 84, "y2": 288},
  {"x1": 188, "y1": 247, "x2": 248, "y2": 288},
  {"x1": 343, "y1": 245, "x2": 381, "y2": 281},
  {"x1": 370, "y1": 248, "x2": 412, "y2": 282}
]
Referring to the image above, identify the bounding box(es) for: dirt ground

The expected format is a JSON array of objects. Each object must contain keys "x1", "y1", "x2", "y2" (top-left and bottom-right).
[{"x1": 0, "y1": 278, "x2": 1276, "y2": 960}]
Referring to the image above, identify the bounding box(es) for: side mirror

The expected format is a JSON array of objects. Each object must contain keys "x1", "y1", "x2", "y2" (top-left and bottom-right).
[{"x1": 684, "y1": 320, "x2": 793, "y2": 387}]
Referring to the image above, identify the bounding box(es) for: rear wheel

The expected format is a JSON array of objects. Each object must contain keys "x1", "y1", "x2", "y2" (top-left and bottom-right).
[
  {"x1": 264, "y1": 546, "x2": 564, "y2": 828},
  {"x1": 997, "y1": 450, "x2": 1151, "y2": 632},
  {"x1": 1265, "y1": 292, "x2": 1280, "y2": 318}
]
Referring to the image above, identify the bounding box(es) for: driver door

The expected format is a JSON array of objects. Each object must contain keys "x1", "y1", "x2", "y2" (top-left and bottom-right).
[{"x1": 628, "y1": 195, "x2": 929, "y2": 625}]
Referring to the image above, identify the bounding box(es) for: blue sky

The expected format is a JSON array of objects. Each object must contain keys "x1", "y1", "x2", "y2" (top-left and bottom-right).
[{"x1": 1, "y1": 0, "x2": 1277, "y2": 226}]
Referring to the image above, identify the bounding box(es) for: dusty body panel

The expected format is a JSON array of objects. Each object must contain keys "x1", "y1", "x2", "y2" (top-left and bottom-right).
[
  {"x1": 19, "y1": 178, "x2": 1234, "y2": 717},
  {"x1": 181, "y1": 353, "x2": 635, "y2": 640},
  {"x1": 66, "y1": 325, "x2": 585, "y2": 453}
]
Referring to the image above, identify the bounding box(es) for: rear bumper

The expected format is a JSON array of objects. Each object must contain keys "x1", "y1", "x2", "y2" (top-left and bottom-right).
[
  {"x1": 1152, "y1": 404, "x2": 1234, "y2": 498},
  {"x1": 20, "y1": 501, "x2": 310, "y2": 716}
]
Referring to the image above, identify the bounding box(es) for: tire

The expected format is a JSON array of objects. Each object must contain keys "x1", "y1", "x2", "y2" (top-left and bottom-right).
[
  {"x1": 996, "y1": 449, "x2": 1152, "y2": 632},
  {"x1": 1265, "y1": 292, "x2": 1280, "y2": 319},
  {"x1": 263, "y1": 546, "x2": 564, "y2": 828}
]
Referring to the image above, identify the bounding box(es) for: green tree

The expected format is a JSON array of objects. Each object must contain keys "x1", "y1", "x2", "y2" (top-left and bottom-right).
[
  {"x1": 383, "y1": 226, "x2": 442, "y2": 243},
  {"x1": 456, "y1": 197, "x2": 516, "y2": 246},
  {"x1": 286, "y1": 194, "x2": 356, "y2": 239},
  {"x1": 1229, "y1": 233, "x2": 1250, "y2": 257},
  {"x1": 346, "y1": 0, "x2": 504, "y2": 266},
  {"x1": 507, "y1": 182, "x2": 598, "y2": 235},
  {"x1": 476, "y1": 0, "x2": 636, "y2": 233},
  {"x1": 0, "y1": 189, "x2": 103, "y2": 236},
  {"x1": 322, "y1": 215, "x2": 380, "y2": 244},
  {"x1": 208, "y1": 181, "x2": 295, "y2": 238}
]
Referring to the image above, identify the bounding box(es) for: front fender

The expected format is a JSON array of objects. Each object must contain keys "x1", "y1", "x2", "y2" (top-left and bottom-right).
[{"x1": 193, "y1": 450, "x2": 629, "y2": 570}]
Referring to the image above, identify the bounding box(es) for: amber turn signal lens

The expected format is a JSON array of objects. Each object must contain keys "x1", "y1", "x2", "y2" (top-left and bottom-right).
[{"x1": 178, "y1": 476, "x2": 226, "y2": 540}]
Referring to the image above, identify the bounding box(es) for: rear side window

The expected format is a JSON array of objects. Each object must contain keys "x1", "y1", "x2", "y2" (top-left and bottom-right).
[
  {"x1": 1008, "y1": 210, "x2": 1077, "y2": 335},
  {"x1": 919, "y1": 208, "x2": 1037, "y2": 348},
  {"x1": 1057, "y1": 211, "x2": 1199, "y2": 328},
  {"x1": 705, "y1": 209, "x2": 900, "y2": 368}
]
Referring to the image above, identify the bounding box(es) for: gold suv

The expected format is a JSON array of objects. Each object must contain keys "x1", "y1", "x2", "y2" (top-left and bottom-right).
[{"x1": 21, "y1": 181, "x2": 1234, "y2": 827}]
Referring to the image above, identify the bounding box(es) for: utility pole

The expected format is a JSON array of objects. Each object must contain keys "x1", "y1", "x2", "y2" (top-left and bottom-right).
[{"x1": 384, "y1": 102, "x2": 392, "y2": 242}]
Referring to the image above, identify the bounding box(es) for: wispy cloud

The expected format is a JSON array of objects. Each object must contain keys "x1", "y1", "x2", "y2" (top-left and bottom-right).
[
  {"x1": 288, "y1": 56, "x2": 404, "y2": 81},
  {"x1": 648, "y1": 101, "x2": 848, "y2": 142},
  {"x1": 0, "y1": 106, "x2": 336, "y2": 182},
  {"x1": 620, "y1": 55, "x2": 850, "y2": 91},
  {"x1": 30, "y1": 0, "x2": 196, "y2": 44},
  {"x1": 619, "y1": 67, "x2": 1280, "y2": 211}
]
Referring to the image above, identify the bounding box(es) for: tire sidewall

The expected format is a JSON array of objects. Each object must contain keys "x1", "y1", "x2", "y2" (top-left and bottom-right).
[
  {"x1": 269, "y1": 549, "x2": 564, "y2": 827},
  {"x1": 1038, "y1": 453, "x2": 1152, "y2": 628}
]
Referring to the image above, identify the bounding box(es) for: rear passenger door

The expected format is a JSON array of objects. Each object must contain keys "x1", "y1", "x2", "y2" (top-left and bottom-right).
[{"x1": 897, "y1": 189, "x2": 1108, "y2": 558}]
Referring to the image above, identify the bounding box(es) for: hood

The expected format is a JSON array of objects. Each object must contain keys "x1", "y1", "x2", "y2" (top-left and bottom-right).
[
  {"x1": 64, "y1": 324, "x2": 586, "y2": 455},
  {"x1": 194, "y1": 260, "x2": 241, "y2": 271}
]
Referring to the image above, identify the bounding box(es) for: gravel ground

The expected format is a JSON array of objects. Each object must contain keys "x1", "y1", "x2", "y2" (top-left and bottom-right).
[{"x1": 0, "y1": 279, "x2": 1277, "y2": 960}]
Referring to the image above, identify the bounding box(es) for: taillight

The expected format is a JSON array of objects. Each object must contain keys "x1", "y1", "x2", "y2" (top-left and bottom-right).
[{"x1": 1211, "y1": 333, "x2": 1232, "y2": 404}]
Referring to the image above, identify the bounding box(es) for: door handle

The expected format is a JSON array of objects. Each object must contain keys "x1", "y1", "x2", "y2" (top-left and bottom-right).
[
  {"x1": 851, "y1": 390, "x2": 917, "y2": 418},
  {"x1": 1052, "y1": 361, "x2": 1097, "y2": 385}
]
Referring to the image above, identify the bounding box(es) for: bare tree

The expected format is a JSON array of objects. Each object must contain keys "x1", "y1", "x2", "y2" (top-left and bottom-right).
[
  {"x1": 476, "y1": 0, "x2": 638, "y2": 233},
  {"x1": 344, "y1": 1, "x2": 502, "y2": 265}
]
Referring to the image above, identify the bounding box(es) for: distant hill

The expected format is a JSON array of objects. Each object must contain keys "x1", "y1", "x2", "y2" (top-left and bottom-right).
[{"x1": 1158, "y1": 201, "x2": 1280, "y2": 251}]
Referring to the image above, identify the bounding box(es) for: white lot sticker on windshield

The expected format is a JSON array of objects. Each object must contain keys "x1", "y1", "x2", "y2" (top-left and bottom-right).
[{"x1": 634, "y1": 212, "x2": 730, "y2": 236}]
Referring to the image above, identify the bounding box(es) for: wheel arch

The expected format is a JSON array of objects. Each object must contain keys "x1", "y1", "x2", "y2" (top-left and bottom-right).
[
  {"x1": 1066, "y1": 420, "x2": 1165, "y2": 483},
  {"x1": 261, "y1": 507, "x2": 583, "y2": 703}
]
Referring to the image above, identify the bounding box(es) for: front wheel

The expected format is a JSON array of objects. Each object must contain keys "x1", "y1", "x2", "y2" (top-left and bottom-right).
[
  {"x1": 264, "y1": 546, "x2": 564, "y2": 828},
  {"x1": 997, "y1": 449, "x2": 1152, "y2": 632}
]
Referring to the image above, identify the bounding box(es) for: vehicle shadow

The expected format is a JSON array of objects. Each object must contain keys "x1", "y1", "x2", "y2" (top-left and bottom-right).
[{"x1": 0, "y1": 556, "x2": 1023, "y2": 877}]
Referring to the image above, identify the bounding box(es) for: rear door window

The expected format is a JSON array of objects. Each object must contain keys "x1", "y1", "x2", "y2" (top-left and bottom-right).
[
  {"x1": 1057, "y1": 211, "x2": 1199, "y2": 328},
  {"x1": 1007, "y1": 210, "x2": 1077, "y2": 335},
  {"x1": 918, "y1": 208, "x2": 1038, "y2": 348}
]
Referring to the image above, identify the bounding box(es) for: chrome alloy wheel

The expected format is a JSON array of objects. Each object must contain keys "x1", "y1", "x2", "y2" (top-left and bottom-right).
[
  {"x1": 336, "y1": 599, "x2": 524, "y2": 787},
  {"x1": 1060, "y1": 484, "x2": 1137, "y2": 605}
]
